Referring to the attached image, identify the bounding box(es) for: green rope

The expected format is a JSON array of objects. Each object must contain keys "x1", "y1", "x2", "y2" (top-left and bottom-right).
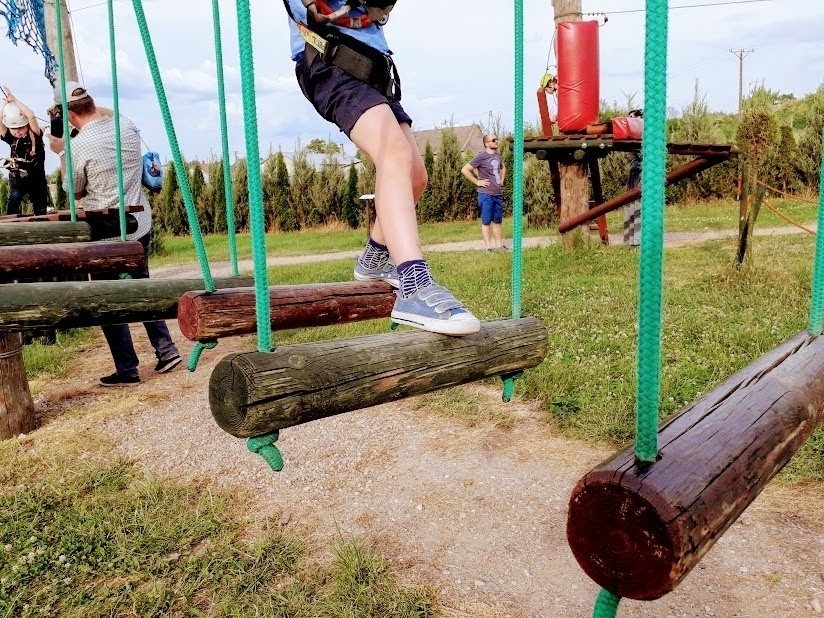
[
  {"x1": 634, "y1": 0, "x2": 669, "y2": 464},
  {"x1": 131, "y1": 0, "x2": 214, "y2": 292},
  {"x1": 187, "y1": 340, "x2": 217, "y2": 372},
  {"x1": 247, "y1": 432, "x2": 284, "y2": 472},
  {"x1": 106, "y1": 0, "x2": 127, "y2": 241},
  {"x1": 501, "y1": 372, "x2": 523, "y2": 403},
  {"x1": 592, "y1": 589, "x2": 621, "y2": 618},
  {"x1": 211, "y1": 0, "x2": 239, "y2": 277},
  {"x1": 53, "y1": 0, "x2": 76, "y2": 221},
  {"x1": 809, "y1": 130, "x2": 824, "y2": 335},
  {"x1": 235, "y1": 0, "x2": 272, "y2": 353},
  {"x1": 503, "y1": 0, "x2": 526, "y2": 400}
]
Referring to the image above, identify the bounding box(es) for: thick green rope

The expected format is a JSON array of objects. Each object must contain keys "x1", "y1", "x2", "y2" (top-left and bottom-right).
[
  {"x1": 235, "y1": 0, "x2": 272, "y2": 353},
  {"x1": 211, "y1": 0, "x2": 239, "y2": 277},
  {"x1": 593, "y1": 589, "x2": 621, "y2": 618},
  {"x1": 187, "y1": 340, "x2": 217, "y2": 372},
  {"x1": 503, "y1": 0, "x2": 525, "y2": 400},
  {"x1": 131, "y1": 0, "x2": 214, "y2": 292},
  {"x1": 53, "y1": 0, "x2": 76, "y2": 221},
  {"x1": 106, "y1": 0, "x2": 127, "y2": 241},
  {"x1": 634, "y1": 0, "x2": 669, "y2": 464},
  {"x1": 809, "y1": 131, "x2": 824, "y2": 335},
  {"x1": 247, "y1": 432, "x2": 284, "y2": 472}
]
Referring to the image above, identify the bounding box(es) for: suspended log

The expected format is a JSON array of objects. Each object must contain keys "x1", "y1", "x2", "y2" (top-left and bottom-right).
[
  {"x1": 178, "y1": 280, "x2": 397, "y2": 341},
  {"x1": 0, "y1": 277, "x2": 254, "y2": 331},
  {"x1": 210, "y1": 317, "x2": 548, "y2": 437},
  {"x1": 0, "y1": 241, "x2": 146, "y2": 283},
  {"x1": 0, "y1": 221, "x2": 91, "y2": 246},
  {"x1": 0, "y1": 332, "x2": 36, "y2": 440},
  {"x1": 567, "y1": 331, "x2": 824, "y2": 601}
]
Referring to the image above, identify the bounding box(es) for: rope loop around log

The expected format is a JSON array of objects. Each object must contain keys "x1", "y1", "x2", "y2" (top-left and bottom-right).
[
  {"x1": 0, "y1": 345, "x2": 23, "y2": 360},
  {"x1": 501, "y1": 371, "x2": 524, "y2": 402},
  {"x1": 247, "y1": 432, "x2": 284, "y2": 472},
  {"x1": 187, "y1": 340, "x2": 218, "y2": 372}
]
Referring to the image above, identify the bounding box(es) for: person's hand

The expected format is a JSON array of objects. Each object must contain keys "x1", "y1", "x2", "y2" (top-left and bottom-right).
[
  {"x1": 477, "y1": 179, "x2": 490, "y2": 188},
  {"x1": 48, "y1": 135, "x2": 65, "y2": 154},
  {"x1": 1, "y1": 85, "x2": 16, "y2": 105}
]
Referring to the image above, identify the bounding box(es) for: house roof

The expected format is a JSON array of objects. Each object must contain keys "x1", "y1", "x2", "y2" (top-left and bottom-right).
[{"x1": 412, "y1": 123, "x2": 485, "y2": 155}]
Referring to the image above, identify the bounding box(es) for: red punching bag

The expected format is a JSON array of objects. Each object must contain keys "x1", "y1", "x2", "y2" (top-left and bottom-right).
[{"x1": 556, "y1": 20, "x2": 600, "y2": 133}]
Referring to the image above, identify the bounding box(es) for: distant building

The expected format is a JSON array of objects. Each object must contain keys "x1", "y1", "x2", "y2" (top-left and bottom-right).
[
  {"x1": 412, "y1": 123, "x2": 485, "y2": 156},
  {"x1": 278, "y1": 151, "x2": 360, "y2": 175}
]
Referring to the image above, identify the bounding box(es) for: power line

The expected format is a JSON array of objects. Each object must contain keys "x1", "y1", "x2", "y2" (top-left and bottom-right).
[
  {"x1": 729, "y1": 48, "x2": 755, "y2": 114},
  {"x1": 600, "y1": 0, "x2": 776, "y2": 16}
]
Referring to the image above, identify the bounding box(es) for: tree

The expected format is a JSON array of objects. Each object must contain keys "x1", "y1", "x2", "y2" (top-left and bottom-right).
[
  {"x1": 261, "y1": 153, "x2": 279, "y2": 231},
  {"x1": 306, "y1": 138, "x2": 342, "y2": 155},
  {"x1": 0, "y1": 176, "x2": 8, "y2": 215},
  {"x1": 798, "y1": 85, "x2": 824, "y2": 185},
  {"x1": 159, "y1": 160, "x2": 186, "y2": 235},
  {"x1": 53, "y1": 168, "x2": 67, "y2": 211},
  {"x1": 309, "y1": 154, "x2": 345, "y2": 225},
  {"x1": 417, "y1": 141, "x2": 437, "y2": 221},
  {"x1": 288, "y1": 145, "x2": 315, "y2": 228},
  {"x1": 190, "y1": 163, "x2": 207, "y2": 234},
  {"x1": 272, "y1": 151, "x2": 297, "y2": 232},
  {"x1": 207, "y1": 159, "x2": 228, "y2": 234},
  {"x1": 232, "y1": 158, "x2": 249, "y2": 232},
  {"x1": 342, "y1": 163, "x2": 360, "y2": 228}
]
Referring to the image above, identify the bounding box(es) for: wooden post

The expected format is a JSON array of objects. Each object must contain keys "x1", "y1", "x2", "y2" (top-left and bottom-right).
[
  {"x1": 210, "y1": 317, "x2": 548, "y2": 437},
  {"x1": 552, "y1": 0, "x2": 590, "y2": 249},
  {"x1": 178, "y1": 280, "x2": 396, "y2": 342},
  {"x1": 44, "y1": 0, "x2": 80, "y2": 82},
  {"x1": 567, "y1": 331, "x2": 824, "y2": 601},
  {"x1": 0, "y1": 332, "x2": 36, "y2": 440}
]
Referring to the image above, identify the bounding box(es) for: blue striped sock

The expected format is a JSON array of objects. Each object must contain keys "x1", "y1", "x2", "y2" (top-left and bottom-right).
[{"x1": 397, "y1": 260, "x2": 434, "y2": 298}]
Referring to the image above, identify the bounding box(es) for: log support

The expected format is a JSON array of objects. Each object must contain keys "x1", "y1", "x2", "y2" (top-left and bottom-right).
[
  {"x1": 0, "y1": 241, "x2": 146, "y2": 282},
  {"x1": 0, "y1": 332, "x2": 36, "y2": 440}
]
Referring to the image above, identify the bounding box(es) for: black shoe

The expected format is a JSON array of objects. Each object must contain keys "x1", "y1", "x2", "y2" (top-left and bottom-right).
[
  {"x1": 154, "y1": 355, "x2": 182, "y2": 373},
  {"x1": 99, "y1": 372, "x2": 141, "y2": 387}
]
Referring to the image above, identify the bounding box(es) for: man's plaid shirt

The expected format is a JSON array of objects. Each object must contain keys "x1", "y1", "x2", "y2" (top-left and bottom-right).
[{"x1": 65, "y1": 114, "x2": 151, "y2": 241}]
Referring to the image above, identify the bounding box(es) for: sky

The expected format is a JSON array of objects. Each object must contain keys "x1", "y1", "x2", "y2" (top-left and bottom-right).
[{"x1": 1, "y1": 0, "x2": 823, "y2": 174}]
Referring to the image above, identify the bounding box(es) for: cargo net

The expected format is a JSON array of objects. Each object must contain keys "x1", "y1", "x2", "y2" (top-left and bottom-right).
[{"x1": 1, "y1": 0, "x2": 57, "y2": 83}]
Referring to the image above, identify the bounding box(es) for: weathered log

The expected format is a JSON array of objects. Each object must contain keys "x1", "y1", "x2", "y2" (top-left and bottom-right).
[
  {"x1": 178, "y1": 280, "x2": 397, "y2": 341},
  {"x1": 0, "y1": 241, "x2": 146, "y2": 283},
  {"x1": 209, "y1": 317, "x2": 548, "y2": 437},
  {"x1": 0, "y1": 332, "x2": 36, "y2": 440},
  {"x1": 0, "y1": 277, "x2": 254, "y2": 330},
  {"x1": 0, "y1": 222, "x2": 92, "y2": 246},
  {"x1": 567, "y1": 331, "x2": 824, "y2": 601}
]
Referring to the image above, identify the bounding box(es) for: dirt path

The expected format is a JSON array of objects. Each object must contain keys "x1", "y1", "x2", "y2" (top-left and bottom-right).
[{"x1": 28, "y1": 225, "x2": 824, "y2": 617}]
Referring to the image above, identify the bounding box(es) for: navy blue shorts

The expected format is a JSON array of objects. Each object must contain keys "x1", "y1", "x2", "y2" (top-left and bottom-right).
[
  {"x1": 295, "y1": 50, "x2": 412, "y2": 137},
  {"x1": 478, "y1": 193, "x2": 503, "y2": 225}
]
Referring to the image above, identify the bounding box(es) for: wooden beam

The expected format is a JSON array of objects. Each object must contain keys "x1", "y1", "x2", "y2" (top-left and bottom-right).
[
  {"x1": 209, "y1": 317, "x2": 548, "y2": 437},
  {"x1": 0, "y1": 241, "x2": 146, "y2": 282},
  {"x1": 0, "y1": 222, "x2": 91, "y2": 246},
  {"x1": 0, "y1": 277, "x2": 254, "y2": 331},
  {"x1": 567, "y1": 331, "x2": 824, "y2": 601},
  {"x1": 0, "y1": 332, "x2": 36, "y2": 440},
  {"x1": 178, "y1": 280, "x2": 397, "y2": 342}
]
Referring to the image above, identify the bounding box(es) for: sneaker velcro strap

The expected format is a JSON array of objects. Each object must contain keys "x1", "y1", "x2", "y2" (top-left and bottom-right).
[{"x1": 418, "y1": 285, "x2": 464, "y2": 313}]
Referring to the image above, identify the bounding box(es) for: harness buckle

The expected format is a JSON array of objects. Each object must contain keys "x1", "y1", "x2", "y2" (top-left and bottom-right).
[{"x1": 321, "y1": 35, "x2": 340, "y2": 63}]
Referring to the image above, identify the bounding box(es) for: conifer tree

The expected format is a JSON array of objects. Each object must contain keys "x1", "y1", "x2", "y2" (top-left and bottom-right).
[{"x1": 342, "y1": 162, "x2": 360, "y2": 228}]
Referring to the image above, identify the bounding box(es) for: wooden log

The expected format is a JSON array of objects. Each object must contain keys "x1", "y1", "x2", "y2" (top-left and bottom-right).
[
  {"x1": 178, "y1": 280, "x2": 397, "y2": 341},
  {"x1": 0, "y1": 277, "x2": 254, "y2": 331},
  {"x1": 567, "y1": 331, "x2": 824, "y2": 601},
  {"x1": 0, "y1": 222, "x2": 92, "y2": 246},
  {"x1": 0, "y1": 241, "x2": 147, "y2": 283},
  {"x1": 0, "y1": 332, "x2": 36, "y2": 440},
  {"x1": 209, "y1": 317, "x2": 548, "y2": 437}
]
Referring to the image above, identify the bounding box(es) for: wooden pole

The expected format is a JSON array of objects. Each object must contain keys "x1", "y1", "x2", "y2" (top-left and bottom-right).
[
  {"x1": 44, "y1": 0, "x2": 80, "y2": 82},
  {"x1": 210, "y1": 317, "x2": 548, "y2": 437},
  {"x1": 567, "y1": 331, "x2": 824, "y2": 601},
  {"x1": 0, "y1": 241, "x2": 146, "y2": 282},
  {"x1": 0, "y1": 222, "x2": 91, "y2": 246},
  {"x1": 178, "y1": 280, "x2": 397, "y2": 342},
  {"x1": 552, "y1": 0, "x2": 590, "y2": 249},
  {"x1": 0, "y1": 277, "x2": 254, "y2": 331},
  {"x1": 0, "y1": 332, "x2": 36, "y2": 440}
]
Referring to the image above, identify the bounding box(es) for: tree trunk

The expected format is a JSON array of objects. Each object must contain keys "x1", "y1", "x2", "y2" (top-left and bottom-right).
[
  {"x1": 552, "y1": 0, "x2": 590, "y2": 249},
  {"x1": 0, "y1": 277, "x2": 254, "y2": 331},
  {"x1": 0, "y1": 332, "x2": 36, "y2": 440},
  {"x1": 210, "y1": 317, "x2": 548, "y2": 437},
  {"x1": 567, "y1": 331, "x2": 824, "y2": 601},
  {"x1": 0, "y1": 241, "x2": 146, "y2": 282},
  {"x1": 0, "y1": 222, "x2": 91, "y2": 246},
  {"x1": 178, "y1": 280, "x2": 396, "y2": 342}
]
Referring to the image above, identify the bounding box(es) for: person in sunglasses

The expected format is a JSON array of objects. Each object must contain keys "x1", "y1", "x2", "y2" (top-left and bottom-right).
[{"x1": 462, "y1": 134, "x2": 508, "y2": 252}]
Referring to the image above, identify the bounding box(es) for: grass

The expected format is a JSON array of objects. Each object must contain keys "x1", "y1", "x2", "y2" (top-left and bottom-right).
[
  {"x1": 0, "y1": 432, "x2": 436, "y2": 618},
  {"x1": 21, "y1": 330, "x2": 96, "y2": 393}
]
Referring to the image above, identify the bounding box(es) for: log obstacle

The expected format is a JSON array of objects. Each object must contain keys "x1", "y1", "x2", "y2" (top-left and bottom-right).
[
  {"x1": 0, "y1": 221, "x2": 92, "y2": 246},
  {"x1": 0, "y1": 332, "x2": 36, "y2": 440},
  {"x1": 0, "y1": 277, "x2": 254, "y2": 331},
  {"x1": 209, "y1": 317, "x2": 548, "y2": 438},
  {"x1": 567, "y1": 331, "x2": 824, "y2": 601},
  {"x1": 0, "y1": 241, "x2": 146, "y2": 283},
  {"x1": 178, "y1": 280, "x2": 397, "y2": 341}
]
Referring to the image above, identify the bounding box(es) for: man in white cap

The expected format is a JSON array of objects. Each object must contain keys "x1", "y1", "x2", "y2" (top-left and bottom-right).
[
  {"x1": 0, "y1": 85, "x2": 49, "y2": 216},
  {"x1": 48, "y1": 82, "x2": 182, "y2": 386}
]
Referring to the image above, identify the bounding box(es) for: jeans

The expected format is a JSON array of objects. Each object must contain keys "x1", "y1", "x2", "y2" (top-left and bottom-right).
[
  {"x1": 94, "y1": 232, "x2": 178, "y2": 377},
  {"x1": 8, "y1": 180, "x2": 49, "y2": 216}
]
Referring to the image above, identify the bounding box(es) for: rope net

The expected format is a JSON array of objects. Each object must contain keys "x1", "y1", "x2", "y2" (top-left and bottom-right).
[{"x1": 0, "y1": 0, "x2": 57, "y2": 82}]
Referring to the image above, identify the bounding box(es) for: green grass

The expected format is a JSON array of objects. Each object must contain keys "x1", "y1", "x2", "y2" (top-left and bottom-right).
[
  {"x1": 0, "y1": 439, "x2": 436, "y2": 618},
  {"x1": 22, "y1": 330, "x2": 96, "y2": 387}
]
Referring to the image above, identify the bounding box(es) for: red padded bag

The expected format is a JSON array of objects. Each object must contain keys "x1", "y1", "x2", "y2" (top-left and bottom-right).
[
  {"x1": 612, "y1": 116, "x2": 644, "y2": 140},
  {"x1": 556, "y1": 20, "x2": 600, "y2": 133}
]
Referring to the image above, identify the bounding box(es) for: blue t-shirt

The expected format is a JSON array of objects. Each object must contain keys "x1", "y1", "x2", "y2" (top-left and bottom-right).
[
  {"x1": 470, "y1": 151, "x2": 505, "y2": 196},
  {"x1": 285, "y1": 0, "x2": 391, "y2": 61}
]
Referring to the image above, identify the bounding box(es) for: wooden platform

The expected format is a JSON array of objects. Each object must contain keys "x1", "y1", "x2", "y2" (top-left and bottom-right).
[{"x1": 523, "y1": 135, "x2": 739, "y2": 159}]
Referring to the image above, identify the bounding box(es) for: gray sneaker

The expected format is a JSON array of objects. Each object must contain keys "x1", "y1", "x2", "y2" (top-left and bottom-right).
[
  {"x1": 391, "y1": 284, "x2": 481, "y2": 336},
  {"x1": 354, "y1": 258, "x2": 400, "y2": 288}
]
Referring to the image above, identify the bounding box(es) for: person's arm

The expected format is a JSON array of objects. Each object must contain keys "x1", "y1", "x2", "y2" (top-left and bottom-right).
[
  {"x1": 96, "y1": 107, "x2": 114, "y2": 118},
  {"x1": 2, "y1": 87, "x2": 40, "y2": 136},
  {"x1": 0, "y1": 107, "x2": 7, "y2": 139},
  {"x1": 462, "y1": 160, "x2": 490, "y2": 188},
  {"x1": 49, "y1": 134, "x2": 87, "y2": 199},
  {"x1": 500, "y1": 162, "x2": 507, "y2": 186}
]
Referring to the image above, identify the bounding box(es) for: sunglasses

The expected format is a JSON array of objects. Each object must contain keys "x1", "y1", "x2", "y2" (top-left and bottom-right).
[{"x1": 488, "y1": 138, "x2": 498, "y2": 143}]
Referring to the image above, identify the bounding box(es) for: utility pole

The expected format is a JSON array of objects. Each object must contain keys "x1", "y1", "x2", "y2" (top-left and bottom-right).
[
  {"x1": 44, "y1": 0, "x2": 80, "y2": 82},
  {"x1": 729, "y1": 48, "x2": 754, "y2": 115}
]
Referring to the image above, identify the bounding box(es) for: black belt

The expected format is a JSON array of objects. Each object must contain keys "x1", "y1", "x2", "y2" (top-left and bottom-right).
[{"x1": 304, "y1": 37, "x2": 401, "y2": 101}]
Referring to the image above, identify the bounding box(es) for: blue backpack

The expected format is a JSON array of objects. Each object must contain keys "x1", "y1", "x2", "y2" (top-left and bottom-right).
[{"x1": 141, "y1": 151, "x2": 163, "y2": 193}]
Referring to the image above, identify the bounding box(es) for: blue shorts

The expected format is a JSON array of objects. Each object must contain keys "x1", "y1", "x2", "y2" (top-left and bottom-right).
[
  {"x1": 295, "y1": 50, "x2": 412, "y2": 137},
  {"x1": 478, "y1": 193, "x2": 503, "y2": 225}
]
